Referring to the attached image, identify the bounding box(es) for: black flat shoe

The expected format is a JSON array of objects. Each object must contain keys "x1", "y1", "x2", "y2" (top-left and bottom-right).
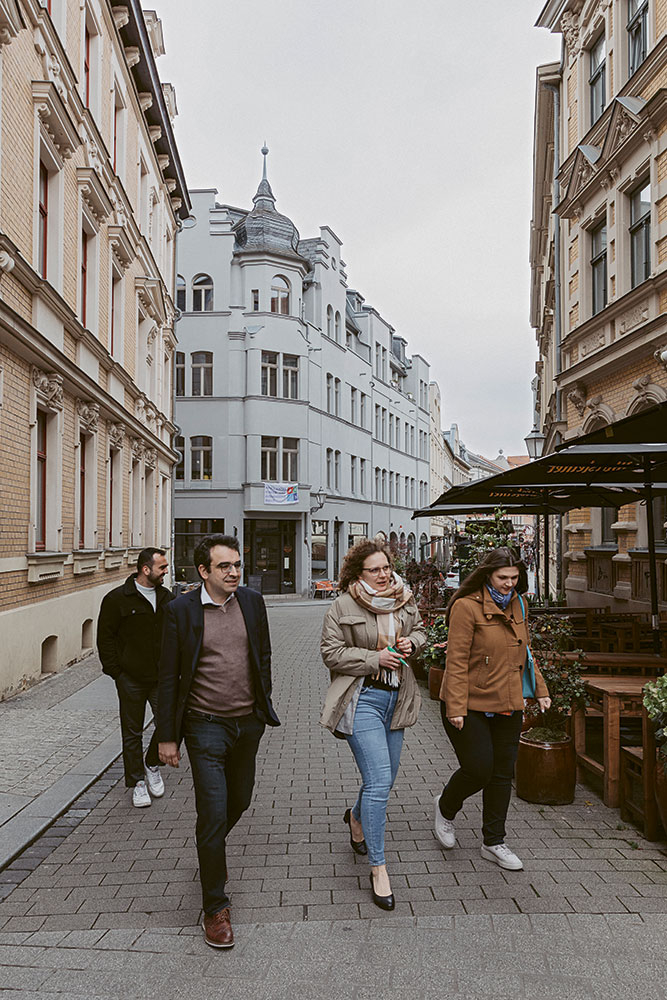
[
  {"x1": 343, "y1": 808, "x2": 367, "y2": 855},
  {"x1": 369, "y1": 873, "x2": 395, "y2": 911}
]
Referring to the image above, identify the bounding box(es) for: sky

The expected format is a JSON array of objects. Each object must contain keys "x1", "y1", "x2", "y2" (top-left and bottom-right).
[{"x1": 154, "y1": 0, "x2": 561, "y2": 460}]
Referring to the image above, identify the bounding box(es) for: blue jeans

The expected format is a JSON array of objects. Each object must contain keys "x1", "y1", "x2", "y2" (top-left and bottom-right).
[
  {"x1": 184, "y1": 709, "x2": 265, "y2": 915},
  {"x1": 346, "y1": 686, "x2": 403, "y2": 866}
]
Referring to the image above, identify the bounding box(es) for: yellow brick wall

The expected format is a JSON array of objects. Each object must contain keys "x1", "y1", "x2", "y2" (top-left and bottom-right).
[
  {"x1": 660, "y1": 288, "x2": 667, "y2": 313},
  {"x1": 569, "y1": 303, "x2": 579, "y2": 330},
  {"x1": 569, "y1": 272, "x2": 579, "y2": 296},
  {"x1": 569, "y1": 235, "x2": 579, "y2": 267},
  {"x1": 567, "y1": 70, "x2": 578, "y2": 153},
  {"x1": 657, "y1": 0, "x2": 667, "y2": 40},
  {"x1": 0, "y1": 348, "x2": 31, "y2": 557},
  {"x1": 658, "y1": 150, "x2": 667, "y2": 184}
]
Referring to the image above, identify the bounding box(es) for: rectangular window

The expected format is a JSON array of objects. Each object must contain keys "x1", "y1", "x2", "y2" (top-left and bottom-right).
[
  {"x1": 108, "y1": 447, "x2": 122, "y2": 547},
  {"x1": 389, "y1": 413, "x2": 394, "y2": 448},
  {"x1": 348, "y1": 522, "x2": 368, "y2": 549},
  {"x1": 334, "y1": 378, "x2": 341, "y2": 416},
  {"x1": 334, "y1": 450, "x2": 341, "y2": 490},
  {"x1": 175, "y1": 352, "x2": 185, "y2": 396},
  {"x1": 79, "y1": 432, "x2": 86, "y2": 547},
  {"x1": 350, "y1": 387, "x2": 357, "y2": 424},
  {"x1": 382, "y1": 347, "x2": 387, "y2": 382},
  {"x1": 375, "y1": 404, "x2": 381, "y2": 439},
  {"x1": 381, "y1": 408, "x2": 387, "y2": 442},
  {"x1": 326, "y1": 448, "x2": 333, "y2": 488},
  {"x1": 283, "y1": 437, "x2": 298, "y2": 482},
  {"x1": 601, "y1": 506, "x2": 618, "y2": 545},
  {"x1": 283, "y1": 354, "x2": 298, "y2": 398},
  {"x1": 630, "y1": 181, "x2": 651, "y2": 288},
  {"x1": 405, "y1": 479, "x2": 409, "y2": 506},
  {"x1": 591, "y1": 220, "x2": 607, "y2": 315},
  {"x1": 252, "y1": 289, "x2": 259, "y2": 311},
  {"x1": 382, "y1": 469, "x2": 387, "y2": 502},
  {"x1": 628, "y1": 0, "x2": 648, "y2": 76},
  {"x1": 84, "y1": 26, "x2": 91, "y2": 107},
  {"x1": 261, "y1": 436, "x2": 277, "y2": 481},
  {"x1": 191, "y1": 351, "x2": 213, "y2": 396},
  {"x1": 261, "y1": 351, "x2": 278, "y2": 396},
  {"x1": 38, "y1": 163, "x2": 49, "y2": 279},
  {"x1": 375, "y1": 343, "x2": 381, "y2": 378},
  {"x1": 312, "y1": 519, "x2": 328, "y2": 572},
  {"x1": 405, "y1": 423, "x2": 409, "y2": 452},
  {"x1": 36, "y1": 410, "x2": 47, "y2": 550},
  {"x1": 191, "y1": 436, "x2": 212, "y2": 481},
  {"x1": 80, "y1": 227, "x2": 89, "y2": 327},
  {"x1": 110, "y1": 268, "x2": 122, "y2": 357},
  {"x1": 360, "y1": 458, "x2": 366, "y2": 496},
  {"x1": 389, "y1": 471, "x2": 394, "y2": 505},
  {"x1": 350, "y1": 455, "x2": 357, "y2": 494},
  {"x1": 360, "y1": 392, "x2": 367, "y2": 427},
  {"x1": 589, "y1": 34, "x2": 606, "y2": 125},
  {"x1": 174, "y1": 518, "x2": 225, "y2": 582}
]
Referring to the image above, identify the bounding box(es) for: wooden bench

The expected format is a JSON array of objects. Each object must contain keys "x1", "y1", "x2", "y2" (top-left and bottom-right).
[
  {"x1": 563, "y1": 651, "x2": 667, "y2": 676},
  {"x1": 619, "y1": 708, "x2": 662, "y2": 841}
]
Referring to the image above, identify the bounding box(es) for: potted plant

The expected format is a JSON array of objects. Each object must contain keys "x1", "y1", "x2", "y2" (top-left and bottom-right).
[
  {"x1": 515, "y1": 615, "x2": 587, "y2": 805},
  {"x1": 418, "y1": 615, "x2": 448, "y2": 699},
  {"x1": 643, "y1": 674, "x2": 667, "y2": 831}
]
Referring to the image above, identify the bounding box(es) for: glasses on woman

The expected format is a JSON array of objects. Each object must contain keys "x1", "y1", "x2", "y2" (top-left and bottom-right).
[{"x1": 362, "y1": 564, "x2": 391, "y2": 576}]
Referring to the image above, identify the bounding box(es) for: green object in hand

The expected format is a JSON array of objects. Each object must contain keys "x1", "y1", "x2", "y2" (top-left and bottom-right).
[{"x1": 387, "y1": 645, "x2": 409, "y2": 669}]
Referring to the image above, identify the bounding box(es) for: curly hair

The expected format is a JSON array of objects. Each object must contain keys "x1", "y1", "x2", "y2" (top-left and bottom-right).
[
  {"x1": 445, "y1": 545, "x2": 528, "y2": 622},
  {"x1": 338, "y1": 538, "x2": 394, "y2": 592}
]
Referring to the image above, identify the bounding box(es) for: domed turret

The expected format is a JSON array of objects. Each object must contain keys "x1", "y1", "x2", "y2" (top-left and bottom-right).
[{"x1": 233, "y1": 146, "x2": 305, "y2": 262}]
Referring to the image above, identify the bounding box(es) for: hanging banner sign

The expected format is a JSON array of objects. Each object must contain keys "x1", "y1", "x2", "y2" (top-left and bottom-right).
[{"x1": 264, "y1": 483, "x2": 299, "y2": 505}]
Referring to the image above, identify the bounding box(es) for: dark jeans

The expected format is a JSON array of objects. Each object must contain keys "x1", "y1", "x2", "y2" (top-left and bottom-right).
[
  {"x1": 115, "y1": 673, "x2": 160, "y2": 787},
  {"x1": 184, "y1": 709, "x2": 265, "y2": 916},
  {"x1": 439, "y1": 705, "x2": 523, "y2": 846}
]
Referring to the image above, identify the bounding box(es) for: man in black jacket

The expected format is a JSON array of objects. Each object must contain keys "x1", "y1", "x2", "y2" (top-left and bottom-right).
[
  {"x1": 97, "y1": 548, "x2": 174, "y2": 808},
  {"x1": 157, "y1": 534, "x2": 280, "y2": 949}
]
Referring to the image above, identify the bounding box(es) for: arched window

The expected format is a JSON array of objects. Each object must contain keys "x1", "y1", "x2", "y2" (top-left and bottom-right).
[
  {"x1": 174, "y1": 435, "x2": 185, "y2": 480},
  {"x1": 176, "y1": 274, "x2": 186, "y2": 312},
  {"x1": 270, "y1": 275, "x2": 290, "y2": 315},
  {"x1": 191, "y1": 351, "x2": 213, "y2": 396},
  {"x1": 191, "y1": 436, "x2": 212, "y2": 480},
  {"x1": 175, "y1": 351, "x2": 185, "y2": 396},
  {"x1": 326, "y1": 305, "x2": 333, "y2": 337},
  {"x1": 407, "y1": 533, "x2": 416, "y2": 559},
  {"x1": 335, "y1": 310, "x2": 341, "y2": 343},
  {"x1": 192, "y1": 274, "x2": 213, "y2": 312}
]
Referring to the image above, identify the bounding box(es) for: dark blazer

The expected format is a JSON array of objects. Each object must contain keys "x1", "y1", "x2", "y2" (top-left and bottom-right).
[
  {"x1": 97, "y1": 574, "x2": 175, "y2": 682},
  {"x1": 157, "y1": 584, "x2": 280, "y2": 744}
]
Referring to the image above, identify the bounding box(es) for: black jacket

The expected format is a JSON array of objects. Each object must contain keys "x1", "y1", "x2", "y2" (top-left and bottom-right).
[
  {"x1": 157, "y1": 584, "x2": 281, "y2": 744},
  {"x1": 96, "y1": 574, "x2": 175, "y2": 682}
]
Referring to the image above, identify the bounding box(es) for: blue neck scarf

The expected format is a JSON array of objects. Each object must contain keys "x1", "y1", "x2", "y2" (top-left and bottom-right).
[{"x1": 485, "y1": 583, "x2": 514, "y2": 609}]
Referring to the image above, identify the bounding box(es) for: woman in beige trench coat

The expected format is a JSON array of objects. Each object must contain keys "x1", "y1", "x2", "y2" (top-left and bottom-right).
[{"x1": 320, "y1": 539, "x2": 426, "y2": 910}]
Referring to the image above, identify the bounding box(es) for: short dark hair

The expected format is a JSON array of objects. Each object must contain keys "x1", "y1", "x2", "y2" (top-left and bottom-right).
[
  {"x1": 137, "y1": 547, "x2": 165, "y2": 573},
  {"x1": 193, "y1": 534, "x2": 240, "y2": 578}
]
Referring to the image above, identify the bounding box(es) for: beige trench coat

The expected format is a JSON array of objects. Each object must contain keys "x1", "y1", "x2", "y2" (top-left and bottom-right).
[{"x1": 320, "y1": 591, "x2": 427, "y2": 734}]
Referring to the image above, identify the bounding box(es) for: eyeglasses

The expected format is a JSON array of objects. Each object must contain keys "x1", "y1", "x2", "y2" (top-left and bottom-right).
[
  {"x1": 219, "y1": 561, "x2": 243, "y2": 575},
  {"x1": 362, "y1": 565, "x2": 391, "y2": 576}
]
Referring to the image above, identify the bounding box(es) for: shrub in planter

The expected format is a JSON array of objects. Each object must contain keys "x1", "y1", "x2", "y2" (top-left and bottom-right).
[
  {"x1": 418, "y1": 615, "x2": 448, "y2": 699},
  {"x1": 516, "y1": 615, "x2": 587, "y2": 804},
  {"x1": 643, "y1": 674, "x2": 667, "y2": 830}
]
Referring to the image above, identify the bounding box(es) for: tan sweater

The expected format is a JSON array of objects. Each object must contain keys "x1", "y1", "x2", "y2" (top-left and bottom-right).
[{"x1": 187, "y1": 597, "x2": 255, "y2": 717}]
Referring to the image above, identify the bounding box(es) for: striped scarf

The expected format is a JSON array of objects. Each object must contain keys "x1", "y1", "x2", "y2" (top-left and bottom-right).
[{"x1": 349, "y1": 574, "x2": 413, "y2": 687}]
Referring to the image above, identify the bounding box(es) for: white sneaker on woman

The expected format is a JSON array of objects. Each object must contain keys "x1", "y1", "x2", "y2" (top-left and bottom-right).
[
  {"x1": 132, "y1": 780, "x2": 151, "y2": 808},
  {"x1": 434, "y1": 795, "x2": 456, "y2": 849},
  {"x1": 144, "y1": 765, "x2": 164, "y2": 797},
  {"x1": 480, "y1": 843, "x2": 523, "y2": 870}
]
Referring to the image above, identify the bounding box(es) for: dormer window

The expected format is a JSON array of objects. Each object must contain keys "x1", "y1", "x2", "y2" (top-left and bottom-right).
[{"x1": 271, "y1": 275, "x2": 290, "y2": 315}]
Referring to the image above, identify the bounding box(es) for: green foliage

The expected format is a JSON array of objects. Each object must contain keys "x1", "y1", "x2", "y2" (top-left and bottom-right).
[
  {"x1": 418, "y1": 615, "x2": 448, "y2": 678},
  {"x1": 522, "y1": 726, "x2": 569, "y2": 744},
  {"x1": 525, "y1": 614, "x2": 587, "y2": 738},
  {"x1": 460, "y1": 508, "x2": 516, "y2": 578},
  {"x1": 643, "y1": 673, "x2": 667, "y2": 775}
]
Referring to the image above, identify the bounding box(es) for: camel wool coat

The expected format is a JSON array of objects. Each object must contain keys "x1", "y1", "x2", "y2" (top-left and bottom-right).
[
  {"x1": 320, "y1": 591, "x2": 427, "y2": 734},
  {"x1": 440, "y1": 588, "x2": 549, "y2": 718}
]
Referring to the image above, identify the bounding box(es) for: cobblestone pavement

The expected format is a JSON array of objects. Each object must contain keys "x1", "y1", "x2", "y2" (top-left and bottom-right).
[{"x1": 0, "y1": 604, "x2": 666, "y2": 999}]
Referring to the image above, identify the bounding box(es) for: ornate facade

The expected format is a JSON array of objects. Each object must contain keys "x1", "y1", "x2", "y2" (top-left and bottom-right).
[
  {"x1": 532, "y1": 0, "x2": 667, "y2": 606},
  {"x1": 0, "y1": 1, "x2": 189, "y2": 696}
]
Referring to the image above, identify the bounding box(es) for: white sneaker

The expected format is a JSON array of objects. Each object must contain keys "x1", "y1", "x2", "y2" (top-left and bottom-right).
[
  {"x1": 480, "y1": 843, "x2": 523, "y2": 870},
  {"x1": 144, "y1": 764, "x2": 164, "y2": 797},
  {"x1": 434, "y1": 795, "x2": 456, "y2": 849},
  {"x1": 132, "y1": 780, "x2": 151, "y2": 808}
]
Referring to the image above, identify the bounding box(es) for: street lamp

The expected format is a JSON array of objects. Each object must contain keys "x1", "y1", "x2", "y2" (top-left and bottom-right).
[
  {"x1": 524, "y1": 424, "x2": 546, "y2": 461},
  {"x1": 310, "y1": 485, "x2": 326, "y2": 514}
]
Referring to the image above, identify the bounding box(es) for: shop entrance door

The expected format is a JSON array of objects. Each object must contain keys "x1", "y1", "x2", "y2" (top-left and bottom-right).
[{"x1": 244, "y1": 519, "x2": 296, "y2": 594}]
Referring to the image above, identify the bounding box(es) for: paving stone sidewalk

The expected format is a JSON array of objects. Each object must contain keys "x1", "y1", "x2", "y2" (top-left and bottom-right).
[{"x1": 0, "y1": 604, "x2": 666, "y2": 998}]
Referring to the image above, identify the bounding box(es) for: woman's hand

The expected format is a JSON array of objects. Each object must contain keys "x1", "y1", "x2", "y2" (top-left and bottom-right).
[
  {"x1": 158, "y1": 741, "x2": 181, "y2": 768},
  {"x1": 447, "y1": 716, "x2": 464, "y2": 730},
  {"x1": 395, "y1": 636, "x2": 413, "y2": 655},
  {"x1": 378, "y1": 647, "x2": 403, "y2": 669},
  {"x1": 537, "y1": 697, "x2": 552, "y2": 713}
]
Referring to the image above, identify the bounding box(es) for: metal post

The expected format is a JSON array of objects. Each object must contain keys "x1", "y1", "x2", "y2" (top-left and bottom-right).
[
  {"x1": 544, "y1": 513, "x2": 550, "y2": 607},
  {"x1": 645, "y1": 473, "x2": 661, "y2": 655}
]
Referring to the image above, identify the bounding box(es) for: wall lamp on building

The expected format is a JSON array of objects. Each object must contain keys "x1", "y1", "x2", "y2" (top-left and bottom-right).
[
  {"x1": 310, "y1": 486, "x2": 327, "y2": 514},
  {"x1": 524, "y1": 425, "x2": 546, "y2": 460},
  {"x1": 359, "y1": 372, "x2": 375, "y2": 388},
  {"x1": 244, "y1": 324, "x2": 264, "y2": 337}
]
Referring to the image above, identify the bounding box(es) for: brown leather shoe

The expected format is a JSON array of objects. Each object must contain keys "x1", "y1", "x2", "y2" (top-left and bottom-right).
[{"x1": 202, "y1": 907, "x2": 234, "y2": 948}]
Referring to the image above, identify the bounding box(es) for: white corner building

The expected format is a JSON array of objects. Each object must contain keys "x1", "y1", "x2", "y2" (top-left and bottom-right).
[{"x1": 173, "y1": 150, "x2": 431, "y2": 594}]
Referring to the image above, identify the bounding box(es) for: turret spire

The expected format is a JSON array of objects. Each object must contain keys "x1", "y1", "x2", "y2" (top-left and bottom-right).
[{"x1": 253, "y1": 142, "x2": 276, "y2": 210}]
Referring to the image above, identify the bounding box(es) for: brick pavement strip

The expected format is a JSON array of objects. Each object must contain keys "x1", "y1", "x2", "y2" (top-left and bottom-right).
[{"x1": 0, "y1": 604, "x2": 666, "y2": 997}]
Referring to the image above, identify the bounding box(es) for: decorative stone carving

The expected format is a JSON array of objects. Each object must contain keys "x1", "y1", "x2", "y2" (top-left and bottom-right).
[
  {"x1": 618, "y1": 302, "x2": 649, "y2": 334},
  {"x1": 112, "y1": 6, "x2": 129, "y2": 29},
  {"x1": 130, "y1": 437, "x2": 145, "y2": 462},
  {"x1": 579, "y1": 331, "x2": 606, "y2": 357},
  {"x1": 138, "y1": 92, "x2": 153, "y2": 112},
  {"x1": 568, "y1": 382, "x2": 587, "y2": 416},
  {"x1": 584, "y1": 395, "x2": 615, "y2": 428},
  {"x1": 0, "y1": 249, "x2": 15, "y2": 273},
  {"x1": 109, "y1": 190, "x2": 129, "y2": 229},
  {"x1": 79, "y1": 127, "x2": 105, "y2": 176},
  {"x1": 124, "y1": 46, "x2": 140, "y2": 68},
  {"x1": 144, "y1": 447, "x2": 157, "y2": 469},
  {"x1": 32, "y1": 81, "x2": 80, "y2": 160},
  {"x1": 76, "y1": 399, "x2": 99, "y2": 433},
  {"x1": 108, "y1": 421, "x2": 125, "y2": 450},
  {"x1": 78, "y1": 168, "x2": 113, "y2": 223},
  {"x1": 0, "y1": 0, "x2": 23, "y2": 48},
  {"x1": 32, "y1": 367, "x2": 63, "y2": 410},
  {"x1": 654, "y1": 346, "x2": 667, "y2": 369},
  {"x1": 148, "y1": 125, "x2": 162, "y2": 143},
  {"x1": 145, "y1": 404, "x2": 157, "y2": 428},
  {"x1": 627, "y1": 375, "x2": 667, "y2": 413},
  {"x1": 157, "y1": 154, "x2": 169, "y2": 171},
  {"x1": 135, "y1": 398, "x2": 146, "y2": 422},
  {"x1": 561, "y1": 10, "x2": 581, "y2": 63}
]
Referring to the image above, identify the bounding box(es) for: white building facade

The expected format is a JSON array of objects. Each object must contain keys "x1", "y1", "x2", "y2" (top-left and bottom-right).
[{"x1": 173, "y1": 154, "x2": 431, "y2": 594}]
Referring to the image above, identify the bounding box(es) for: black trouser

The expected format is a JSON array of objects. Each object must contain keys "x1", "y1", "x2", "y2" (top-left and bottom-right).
[
  {"x1": 183, "y1": 709, "x2": 265, "y2": 916},
  {"x1": 439, "y1": 705, "x2": 523, "y2": 846},
  {"x1": 114, "y1": 673, "x2": 160, "y2": 787}
]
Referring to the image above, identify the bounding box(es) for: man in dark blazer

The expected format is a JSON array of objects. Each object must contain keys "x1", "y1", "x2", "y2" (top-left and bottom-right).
[{"x1": 157, "y1": 533, "x2": 279, "y2": 949}]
